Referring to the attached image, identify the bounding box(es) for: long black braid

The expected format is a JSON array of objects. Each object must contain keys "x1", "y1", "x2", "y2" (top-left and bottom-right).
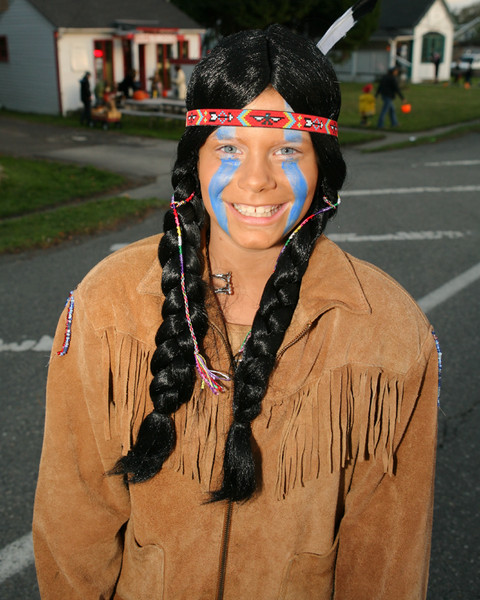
[{"x1": 114, "y1": 25, "x2": 346, "y2": 501}]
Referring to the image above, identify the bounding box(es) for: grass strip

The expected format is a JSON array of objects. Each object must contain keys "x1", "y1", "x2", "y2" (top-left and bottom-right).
[
  {"x1": 0, "y1": 108, "x2": 185, "y2": 140},
  {"x1": 0, "y1": 156, "x2": 126, "y2": 218},
  {"x1": 0, "y1": 196, "x2": 166, "y2": 254},
  {"x1": 339, "y1": 82, "x2": 480, "y2": 131}
]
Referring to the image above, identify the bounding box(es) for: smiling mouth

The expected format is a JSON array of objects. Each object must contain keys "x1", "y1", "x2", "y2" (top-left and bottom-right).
[{"x1": 232, "y1": 203, "x2": 281, "y2": 217}]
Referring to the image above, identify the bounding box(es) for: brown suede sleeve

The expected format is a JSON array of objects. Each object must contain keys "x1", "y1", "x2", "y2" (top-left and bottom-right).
[
  {"x1": 333, "y1": 334, "x2": 438, "y2": 599},
  {"x1": 33, "y1": 292, "x2": 131, "y2": 599}
]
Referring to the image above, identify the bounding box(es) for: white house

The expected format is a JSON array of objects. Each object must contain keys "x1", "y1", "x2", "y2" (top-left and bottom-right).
[
  {"x1": 334, "y1": 0, "x2": 455, "y2": 83},
  {"x1": 0, "y1": 0, "x2": 205, "y2": 115}
]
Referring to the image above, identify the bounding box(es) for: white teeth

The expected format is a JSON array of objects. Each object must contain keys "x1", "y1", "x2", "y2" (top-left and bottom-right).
[{"x1": 233, "y1": 203, "x2": 280, "y2": 217}]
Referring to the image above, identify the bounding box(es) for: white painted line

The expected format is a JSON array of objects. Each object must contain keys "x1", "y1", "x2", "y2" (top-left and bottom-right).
[
  {"x1": 342, "y1": 185, "x2": 480, "y2": 197},
  {"x1": 424, "y1": 160, "x2": 480, "y2": 167},
  {"x1": 110, "y1": 243, "x2": 128, "y2": 252},
  {"x1": 0, "y1": 532, "x2": 34, "y2": 584},
  {"x1": 0, "y1": 336, "x2": 53, "y2": 353},
  {"x1": 418, "y1": 262, "x2": 480, "y2": 313},
  {"x1": 329, "y1": 231, "x2": 468, "y2": 243}
]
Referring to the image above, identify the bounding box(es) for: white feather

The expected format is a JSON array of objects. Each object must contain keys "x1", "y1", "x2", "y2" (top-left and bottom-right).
[{"x1": 317, "y1": 7, "x2": 355, "y2": 55}]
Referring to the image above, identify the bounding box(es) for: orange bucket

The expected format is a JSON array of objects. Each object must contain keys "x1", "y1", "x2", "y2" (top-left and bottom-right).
[{"x1": 401, "y1": 103, "x2": 412, "y2": 113}]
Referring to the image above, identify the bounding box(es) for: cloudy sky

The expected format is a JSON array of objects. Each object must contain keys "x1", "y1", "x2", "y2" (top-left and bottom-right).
[{"x1": 446, "y1": 0, "x2": 479, "y2": 11}]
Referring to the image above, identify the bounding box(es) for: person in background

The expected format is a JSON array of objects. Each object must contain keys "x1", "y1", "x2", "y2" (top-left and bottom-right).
[
  {"x1": 358, "y1": 83, "x2": 376, "y2": 125},
  {"x1": 150, "y1": 70, "x2": 163, "y2": 98},
  {"x1": 431, "y1": 51, "x2": 441, "y2": 83},
  {"x1": 79, "y1": 71, "x2": 92, "y2": 126},
  {"x1": 464, "y1": 63, "x2": 473, "y2": 87},
  {"x1": 376, "y1": 66, "x2": 406, "y2": 128},
  {"x1": 94, "y1": 79, "x2": 105, "y2": 106},
  {"x1": 173, "y1": 64, "x2": 186, "y2": 100},
  {"x1": 118, "y1": 70, "x2": 138, "y2": 100}
]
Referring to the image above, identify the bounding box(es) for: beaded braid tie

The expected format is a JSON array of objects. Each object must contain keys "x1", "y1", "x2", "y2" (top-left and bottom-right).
[
  {"x1": 432, "y1": 331, "x2": 442, "y2": 407},
  {"x1": 57, "y1": 291, "x2": 74, "y2": 356},
  {"x1": 170, "y1": 193, "x2": 231, "y2": 394},
  {"x1": 171, "y1": 193, "x2": 340, "y2": 393}
]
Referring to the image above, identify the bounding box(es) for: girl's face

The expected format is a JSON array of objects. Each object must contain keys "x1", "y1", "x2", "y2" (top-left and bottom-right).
[{"x1": 198, "y1": 87, "x2": 319, "y2": 252}]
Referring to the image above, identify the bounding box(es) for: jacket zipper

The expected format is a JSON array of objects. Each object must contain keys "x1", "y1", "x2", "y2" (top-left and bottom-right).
[
  {"x1": 211, "y1": 316, "x2": 311, "y2": 599},
  {"x1": 216, "y1": 500, "x2": 233, "y2": 600}
]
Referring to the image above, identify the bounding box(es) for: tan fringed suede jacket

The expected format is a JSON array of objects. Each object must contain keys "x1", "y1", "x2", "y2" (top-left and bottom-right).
[{"x1": 33, "y1": 235, "x2": 438, "y2": 600}]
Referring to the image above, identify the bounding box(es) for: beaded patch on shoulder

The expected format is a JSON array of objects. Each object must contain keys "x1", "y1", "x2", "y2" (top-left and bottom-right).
[
  {"x1": 57, "y1": 291, "x2": 74, "y2": 356},
  {"x1": 432, "y1": 330, "x2": 442, "y2": 407}
]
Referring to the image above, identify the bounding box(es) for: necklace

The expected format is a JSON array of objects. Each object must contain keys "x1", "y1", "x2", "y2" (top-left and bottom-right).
[{"x1": 212, "y1": 272, "x2": 233, "y2": 295}]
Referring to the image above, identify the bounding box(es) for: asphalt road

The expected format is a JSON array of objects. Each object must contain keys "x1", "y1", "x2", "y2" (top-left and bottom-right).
[{"x1": 0, "y1": 118, "x2": 479, "y2": 599}]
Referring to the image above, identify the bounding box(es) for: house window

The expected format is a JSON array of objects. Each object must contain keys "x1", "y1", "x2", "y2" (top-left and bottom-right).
[
  {"x1": 177, "y1": 40, "x2": 189, "y2": 60},
  {"x1": 421, "y1": 32, "x2": 445, "y2": 63},
  {"x1": 0, "y1": 36, "x2": 8, "y2": 62}
]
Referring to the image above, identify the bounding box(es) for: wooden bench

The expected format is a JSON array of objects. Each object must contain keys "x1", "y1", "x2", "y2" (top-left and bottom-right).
[
  {"x1": 121, "y1": 109, "x2": 185, "y2": 121},
  {"x1": 121, "y1": 98, "x2": 186, "y2": 120}
]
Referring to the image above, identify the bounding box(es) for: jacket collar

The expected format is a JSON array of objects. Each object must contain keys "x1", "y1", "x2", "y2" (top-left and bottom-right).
[{"x1": 137, "y1": 235, "x2": 370, "y2": 341}]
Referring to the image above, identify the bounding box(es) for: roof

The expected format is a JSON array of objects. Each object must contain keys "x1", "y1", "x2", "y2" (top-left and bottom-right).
[
  {"x1": 375, "y1": 0, "x2": 452, "y2": 34},
  {"x1": 27, "y1": 0, "x2": 201, "y2": 29}
]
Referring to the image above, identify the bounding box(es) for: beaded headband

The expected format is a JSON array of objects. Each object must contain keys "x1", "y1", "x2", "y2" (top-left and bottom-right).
[{"x1": 186, "y1": 109, "x2": 338, "y2": 137}]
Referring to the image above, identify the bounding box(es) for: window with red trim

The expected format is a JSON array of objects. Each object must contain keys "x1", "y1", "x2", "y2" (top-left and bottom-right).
[{"x1": 0, "y1": 36, "x2": 8, "y2": 62}]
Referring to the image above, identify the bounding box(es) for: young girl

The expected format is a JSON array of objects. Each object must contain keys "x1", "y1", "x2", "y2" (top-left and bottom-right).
[
  {"x1": 34, "y1": 24, "x2": 438, "y2": 600},
  {"x1": 359, "y1": 83, "x2": 376, "y2": 125}
]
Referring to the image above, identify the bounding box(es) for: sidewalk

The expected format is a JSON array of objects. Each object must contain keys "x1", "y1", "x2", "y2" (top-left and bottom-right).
[{"x1": 343, "y1": 119, "x2": 480, "y2": 151}]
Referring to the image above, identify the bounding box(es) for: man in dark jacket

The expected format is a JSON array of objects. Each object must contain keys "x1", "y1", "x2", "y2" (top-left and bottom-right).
[
  {"x1": 80, "y1": 72, "x2": 92, "y2": 126},
  {"x1": 376, "y1": 67, "x2": 405, "y2": 128}
]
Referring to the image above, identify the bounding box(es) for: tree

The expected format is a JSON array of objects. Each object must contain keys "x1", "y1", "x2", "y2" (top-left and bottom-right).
[
  {"x1": 172, "y1": 0, "x2": 380, "y2": 51},
  {"x1": 454, "y1": 2, "x2": 480, "y2": 44},
  {"x1": 171, "y1": 0, "x2": 317, "y2": 35},
  {"x1": 296, "y1": 0, "x2": 381, "y2": 55}
]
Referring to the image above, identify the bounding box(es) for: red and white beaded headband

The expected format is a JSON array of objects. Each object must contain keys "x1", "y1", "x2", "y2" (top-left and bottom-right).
[{"x1": 186, "y1": 109, "x2": 338, "y2": 137}]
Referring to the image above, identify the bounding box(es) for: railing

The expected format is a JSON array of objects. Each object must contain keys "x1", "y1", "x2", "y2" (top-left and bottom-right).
[{"x1": 121, "y1": 98, "x2": 186, "y2": 120}]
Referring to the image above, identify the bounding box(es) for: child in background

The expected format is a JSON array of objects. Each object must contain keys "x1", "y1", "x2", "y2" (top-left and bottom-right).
[{"x1": 359, "y1": 83, "x2": 376, "y2": 125}]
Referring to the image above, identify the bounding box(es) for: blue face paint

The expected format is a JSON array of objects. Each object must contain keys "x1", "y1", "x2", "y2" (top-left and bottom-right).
[
  {"x1": 282, "y1": 160, "x2": 308, "y2": 233},
  {"x1": 215, "y1": 126, "x2": 235, "y2": 140},
  {"x1": 207, "y1": 128, "x2": 240, "y2": 236},
  {"x1": 283, "y1": 129, "x2": 303, "y2": 144},
  {"x1": 282, "y1": 128, "x2": 308, "y2": 234}
]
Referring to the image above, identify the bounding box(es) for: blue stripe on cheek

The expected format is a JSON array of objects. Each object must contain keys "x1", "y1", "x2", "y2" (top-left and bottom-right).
[
  {"x1": 208, "y1": 158, "x2": 240, "y2": 235},
  {"x1": 282, "y1": 160, "x2": 308, "y2": 234}
]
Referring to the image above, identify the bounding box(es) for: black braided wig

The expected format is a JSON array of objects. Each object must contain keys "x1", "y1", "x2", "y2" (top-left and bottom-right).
[{"x1": 114, "y1": 25, "x2": 347, "y2": 502}]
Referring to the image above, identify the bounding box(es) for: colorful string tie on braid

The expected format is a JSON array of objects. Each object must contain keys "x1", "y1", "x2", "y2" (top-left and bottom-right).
[
  {"x1": 277, "y1": 195, "x2": 341, "y2": 263},
  {"x1": 57, "y1": 291, "x2": 74, "y2": 356},
  {"x1": 170, "y1": 193, "x2": 231, "y2": 394},
  {"x1": 171, "y1": 193, "x2": 340, "y2": 392}
]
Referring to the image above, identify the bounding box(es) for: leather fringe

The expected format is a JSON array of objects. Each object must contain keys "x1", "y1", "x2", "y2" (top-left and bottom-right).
[
  {"x1": 102, "y1": 329, "x2": 153, "y2": 453},
  {"x1": 275, "y1": 365, "x2": 404, "y2": 500},
  {"x1": 100, "y1": 333, "x2": 404, "y2": 500},
  {"x1": 168, "y1": 387, "x2": 230, "y2": 491}
]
